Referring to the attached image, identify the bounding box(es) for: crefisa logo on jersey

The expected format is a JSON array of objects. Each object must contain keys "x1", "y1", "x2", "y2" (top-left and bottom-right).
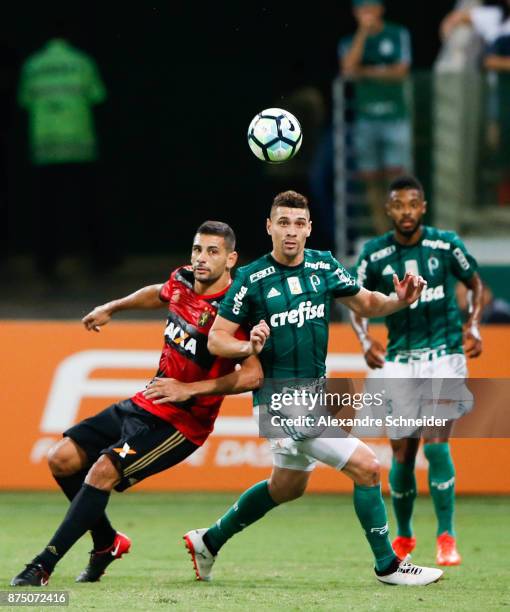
[
  {"x1": 270, "y1": 300, "x2": 325, "y2": 328},
  {"x1": 232, "y1": 286, "x2": 248, "y2": 315}
]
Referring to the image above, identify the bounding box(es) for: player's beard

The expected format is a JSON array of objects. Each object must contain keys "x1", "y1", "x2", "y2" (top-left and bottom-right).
[
  {"x1": 193, "y1": 267, "x2": 222, "y2": 286},
  {"x1": 394, "y1": 217, "x2": 421, "y2": 238}
]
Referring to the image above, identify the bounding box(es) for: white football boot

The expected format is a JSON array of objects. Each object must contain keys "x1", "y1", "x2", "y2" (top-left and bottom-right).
[
  {"x1": 183, "y1": 528, "x2": 216, "y2": 581},
  {"x1": 376, "y1": 556, "x2": 443, "y2": 586}
]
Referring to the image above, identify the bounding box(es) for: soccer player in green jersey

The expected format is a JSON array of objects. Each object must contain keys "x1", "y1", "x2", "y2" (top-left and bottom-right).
[
  {"x1": 184, "y1": 190, "x2": 443, "y2": 586},
  {"x1": 351, "y1": 175, "x2": 483, "y2": 565}
]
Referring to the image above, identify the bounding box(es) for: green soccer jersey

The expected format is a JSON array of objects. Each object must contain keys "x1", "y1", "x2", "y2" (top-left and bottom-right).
[
  {"x1": 18, "y1": 39, "x2": 106, "y2": 165},
  {"x1": 339, "y1": 22, "x2": 412, "y2": 121},
  {"x1": 355, "y1": 226, "x2": 478, "y2": 360},
  {"x1": 219, "y1": 249, "x2": 360, "y2": 383}
]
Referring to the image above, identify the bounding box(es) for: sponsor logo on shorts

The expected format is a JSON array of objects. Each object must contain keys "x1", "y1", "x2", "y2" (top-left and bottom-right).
[
  {"x1": 113, "y1": 443, "x2": 137, "y2": 458},
  {"x1": 270, "y1": 300, "x2": 325, "y2": 328}
]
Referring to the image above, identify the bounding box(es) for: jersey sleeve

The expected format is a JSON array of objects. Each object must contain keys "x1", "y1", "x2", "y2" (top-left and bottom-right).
[
  {"x1": 218, "y1": 268, "x2": 252, "y2": 324},
  {"x1": 449, "y1": 234, "x2": 478, "y2": 281},
  {"x1": 354, "y1": 247, "x2": 378, "y2": 291},
  {"x1": 159, "y1": 275, "x2": 173, "y2": 302},
  {"x1": 328, "y1": 253, "x2": 361, "y2": 297}
]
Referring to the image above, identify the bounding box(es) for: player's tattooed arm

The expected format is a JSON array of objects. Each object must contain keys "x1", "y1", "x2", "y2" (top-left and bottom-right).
[
  {"x1": 142, "y1": 355, "x2": 263, "y2": 404},
  {"x1": 462, "y1": 272, "x2": 483, "y2": 358},
  {"x1": 349, "y1": 311, "x2": 385, "y2": 369},
  {"x1": 82, "y1": 284, "x2": 165, "y2": 332},
  {"x1": 340, "y1": 273, "x2": 426, "y2": 318},
  {"x1": 208, "y1": 316, "x2": 270, "y2": 359}
]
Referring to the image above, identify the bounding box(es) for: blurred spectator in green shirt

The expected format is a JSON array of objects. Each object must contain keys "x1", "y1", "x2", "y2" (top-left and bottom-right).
[
  {"x1": 18, "y1": 38, "x2": 109, "y2": 280},
  {"x1": 339, "y1": 0, "x2": 412, "y2": 235}
]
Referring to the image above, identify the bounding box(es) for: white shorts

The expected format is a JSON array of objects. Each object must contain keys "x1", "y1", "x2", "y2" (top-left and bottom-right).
[
  {"x1": 270, "y1": 436, "x2": 360, "y2": 472},
  {"x1": 366, "y1": 353, "x2": 473, "y2": 439}
]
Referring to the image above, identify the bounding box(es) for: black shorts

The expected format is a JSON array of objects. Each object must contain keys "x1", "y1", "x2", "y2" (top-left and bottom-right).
[{"x1": 64, "y1": 399, "x2": 198, "y2": 492}]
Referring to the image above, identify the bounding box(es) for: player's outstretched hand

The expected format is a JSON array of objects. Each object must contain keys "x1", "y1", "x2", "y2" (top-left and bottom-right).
[
  {"x1": 250, "y1": 320, "x2": 270, "y2": 355},
  {"x1": 143, "y1": 377, "x2": 192, "y2": 404},
  {"x1": 364, "y1": 337, "x2": 386, "y2": 369},
  {"x1": 393, "y1": 272, "x2": 427, "y2": 305},
  {"x1": 82, "y1": 305, "x2": 112, "y2": 332},
  {"x1": 463, "y1": 323, "x2": 483, "y2": 358}
]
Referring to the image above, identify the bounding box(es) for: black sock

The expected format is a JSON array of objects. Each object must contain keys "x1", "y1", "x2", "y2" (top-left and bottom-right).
[
  {"x1": 203, "y1": 531, "x2": 219, "y2": 556},
  {"x1": 34, "y1": 484, "x2": 111, "y2": 572},
  {"x1": 54, "y1": 471, "x2": 116, "y2": 551}
]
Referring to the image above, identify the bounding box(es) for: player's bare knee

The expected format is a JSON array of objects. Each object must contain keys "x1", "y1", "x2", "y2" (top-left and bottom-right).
[
  {"x1": 270, "y1": 483, "x2": 305, "y2": 503},
  {"x1": 268, "y1": 475, "x2": 307, "y2": 503},
  {"x1": 47, "y1": 438, "x2": 85, "y2": 477},
  {"x1": 85, "y1": 455, "x2": 120, "y2": 491},
  {"x1": 358, "y1": 457, "x2": 381, "y2": 487}
]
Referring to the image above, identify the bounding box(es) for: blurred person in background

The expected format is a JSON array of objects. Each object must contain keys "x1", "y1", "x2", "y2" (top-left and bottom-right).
[
  {"x1": 457, "y1": 280, "x2": 510, "y2": 323},
  {"x1": 339, "y1": 0, "x2": 412, "y2": 235},
  {"x1": 484, "y1": 30, "x2": 510, "y2": 205},
  {"x1": 18, "y1": 38, "x2": 109, "y2": 281},
  {"x1": 441, "y1": 0, "x2": 510, "y2": 45}
]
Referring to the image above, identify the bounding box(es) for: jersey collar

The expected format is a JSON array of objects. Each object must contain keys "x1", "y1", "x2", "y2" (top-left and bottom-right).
[{"x1": 267, "y1": 252, "x2": 306, "y2": 270}]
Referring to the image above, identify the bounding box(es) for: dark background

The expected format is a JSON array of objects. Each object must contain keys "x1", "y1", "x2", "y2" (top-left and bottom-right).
[{"x1": 1, "y1": 1, "x2": 455, "y2": 262}]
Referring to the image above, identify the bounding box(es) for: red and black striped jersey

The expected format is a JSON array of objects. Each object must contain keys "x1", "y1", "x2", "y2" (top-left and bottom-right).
[{"x1": 132, "y1": 266, "x2": 246, "y2": 445}]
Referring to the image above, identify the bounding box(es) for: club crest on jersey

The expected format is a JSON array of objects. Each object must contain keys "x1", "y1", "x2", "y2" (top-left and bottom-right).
[
  {"x1": 287, "y1": 277, "x2": 303, "y2": 295},
  {"x1": 198, "y1": 310, "x2": 211, "y2": 327},
  {"x1": 428, "y1": 257, "x2": 439, "y2": 276},
  {"x1": 164, "y1": 321, "x2": 197, "y2": 355},
  {"x1": 309, "y1": 274, "x2": 321, "y2": 292}
]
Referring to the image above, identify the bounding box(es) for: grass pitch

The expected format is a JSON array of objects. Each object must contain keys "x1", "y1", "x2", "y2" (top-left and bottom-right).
[{"x1": 0, "y1": 492, "x2": 509, "y2": 611}]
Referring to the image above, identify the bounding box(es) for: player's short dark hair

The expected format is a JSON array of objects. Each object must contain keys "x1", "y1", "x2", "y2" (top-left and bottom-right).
[
  {"x1": 388, "y1": 175, "x2": 425, "y2": 198},
  {"x1": 271, "y1": 190, "x2": 310, "y2": 215},
  {"x1": 195, "y1": 221, "x2": 236, "y2": 251}
]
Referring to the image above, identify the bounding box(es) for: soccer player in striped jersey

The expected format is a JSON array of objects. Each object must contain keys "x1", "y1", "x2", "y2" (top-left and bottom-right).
[
  {"x1": 184, "y1": 190, "x2": 443, "y2": 586},
  {"x1": 351, "y1": 175, "x2": 483, "y2": 565},
  {"x1": 11, "y1": 221, "x2": 263, "y2": 587}
]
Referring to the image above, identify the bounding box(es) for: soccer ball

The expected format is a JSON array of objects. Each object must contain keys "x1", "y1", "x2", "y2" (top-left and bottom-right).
[{"x1": 247, "y1": 108, "x2": 302, "y2": 163}]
